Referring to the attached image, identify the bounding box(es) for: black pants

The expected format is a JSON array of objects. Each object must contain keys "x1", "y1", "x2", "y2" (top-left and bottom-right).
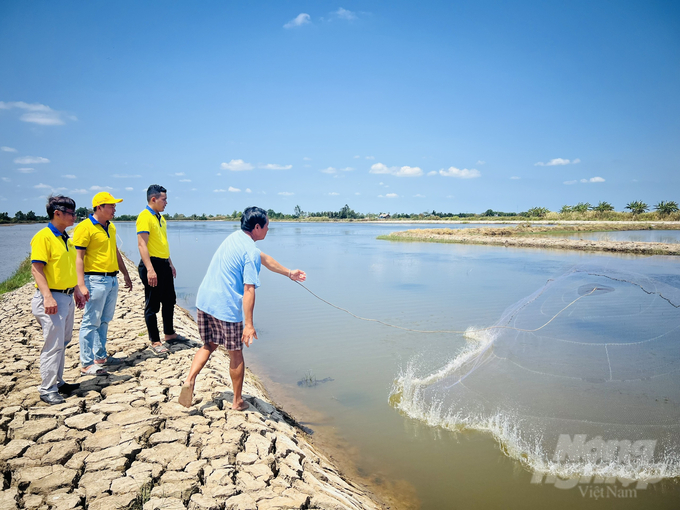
[{"x1": 138, "y1": 257, "x2": 176, "y2": 344}]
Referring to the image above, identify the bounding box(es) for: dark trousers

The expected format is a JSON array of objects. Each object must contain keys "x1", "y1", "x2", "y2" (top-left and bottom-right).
[{"x1": 138, "y1": 257, "x2": 176, "y2": 344}]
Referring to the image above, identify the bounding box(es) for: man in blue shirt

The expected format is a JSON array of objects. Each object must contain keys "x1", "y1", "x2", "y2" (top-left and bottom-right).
[{"x1": 179, "y1": 207, "x2": 306, "y2": 411}]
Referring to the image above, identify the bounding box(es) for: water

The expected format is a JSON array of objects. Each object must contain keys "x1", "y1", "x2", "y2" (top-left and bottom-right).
[
  {"x1": 3, "y1": 221, "x2": 680, "y2": 508},
  {"x1": 0, "y1": 224, "x2": 44, "y2": 281}
]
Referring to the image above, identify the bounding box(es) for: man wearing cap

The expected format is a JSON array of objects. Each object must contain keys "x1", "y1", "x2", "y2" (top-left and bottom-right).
[
  {"x1": 136, "y1": 184, "x2": 179, "y2": 354},
  {"x1": 31, "y1": 195, "x2": 87, "y2": 405},
  {"x1": 73, "y1": 192, "x2": 133, "y2": 376}
]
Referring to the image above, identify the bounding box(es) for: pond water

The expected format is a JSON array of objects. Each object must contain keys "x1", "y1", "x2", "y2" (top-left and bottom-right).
[{"x1": 3, "y1": 221, "x2": 680, "y2": 509}]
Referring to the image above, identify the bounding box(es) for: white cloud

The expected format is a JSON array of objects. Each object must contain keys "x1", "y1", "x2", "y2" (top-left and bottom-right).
[
  {"x1": 328, "y1": 192, "x2": 340, "y2": 196},
  {"x1": 284, "y1": 13, "x2": 311, "y2": 29},
  {"x1": 34, "y1": 183, "x2": 51, "y2": 189},
  {"x1": 303, "y1": 157, "x2": 312, "y2": 161},
  {"x1": 214, "y1": 189, "x2": 227, "y2": 193},
  {"x1": 334, "y1": 7, "x2": 357, "y2": 20},
  {"x1": 427, "y1": 171, "x2": 437, "y2": 176},
  {"x1": 378, "y1": 193, "x2": 399, "y2": 198},
  {"x1": 278, "y1": 191, "x2": 294, "y2": 196},
  {"x1": 229, "y1": 186, "x2": 241, "y2": 193},
  {"x1": 365, "y1": 156, "x2": 375, "y2": 160},
  {"x1": 1, "y1": 146, "x2": 17, "y2": 152},
  {"x1": 62, "y1": 174, "x2": 76, "y2": 179},
  {"x1": 414, "y1": 194, "x2": 425, "y2": 197},
  {"x1": 125, "y1": 187, "x2": 134, "y2": 191},
  {"x1": 1, "y1": 177, "x2": 9, "y2": 182},
  {"x1": 221, "y1": 159, "x2": 254, "y2": 171},
  {"x1": 174, "y1": 172, "x2": 185, "y2": 176},
  {"x1": 510, "y1": 176, "x2": 520, "y2": 180},
  {"x1": 353, "y1": 155, "x2": 360, "y2": 159},
  {"x1": 71, "y1": 189, "x2": 88, "y2": 194},
  {"x1": 90, "y1": 185, "x2": 113, "y2": 191},
  {"x1": 564, "y1": 180, "x2": 578, "y2": 185},
  {"x1": 321, "y1": 167, "x2": 337, "y2": 174},
  {"x1": 245, "y1": 188, "x2": 252, "y2": 193},
  {"x1": 18, "y1": 168, "x2": 35, "y2": 173},
  {"x1": 340, "y1": 167, "x2": 354, "y2": 172},
  {"x1": 355, "y1": 192, "x2": 361, "y2": 195},
  {"x1": 14, "y1": 156, "x2": 49, "y2": 164},
  {"x1": 0, "y1": 101, "x2": 74, "y2": 126},
  {"x1": 260, "y1": 163, "x2": 292, "y2": 170},
  {"x1": 439, "y1": 167, "x2": 481, "y2": 179},
  {"x1": 581, "y1": 176, "x2": 605, "y2": 183},
  {"x1": 476, "y1": 160, "x2": 486, "y2": 165},
  {"x1": 369, "y1": 163, "x2": 423, "y2": 177},
  {"x1": 112, "y1": 174, "x2": 141, "y2": 178},
  {"x1": 535, "y1": 158, "x2": 580, "y2": 166},
  {"x1": 179, "y1": 179, "x2": 191, "y2": 182}
]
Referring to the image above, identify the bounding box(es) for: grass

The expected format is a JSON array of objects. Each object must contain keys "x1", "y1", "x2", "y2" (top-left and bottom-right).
[
  {"x1": 298, "y1": 370, "x2": 318, "y2": 387},
  {"x1": 0, "y1": 257, "x2": 33, "y2": 296}
]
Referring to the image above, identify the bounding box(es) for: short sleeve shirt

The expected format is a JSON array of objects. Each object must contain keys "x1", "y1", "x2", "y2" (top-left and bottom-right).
[
  {"x1": 136, "y1": 206, "x2": 170, "y2": 258},
  {"x1": 196, "y1": 230, "x2": 261, "y2": 323},
  {"x1": 30, "y1": 223, "x2": 77, "y2": 290},
  {"x1": 72, "y1": 215, "x2": 119, "y2": 273}
]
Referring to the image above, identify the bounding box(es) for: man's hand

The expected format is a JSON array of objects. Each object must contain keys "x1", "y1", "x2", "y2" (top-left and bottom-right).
[
  {"x1": 74, "y1": 287, "x2": 87, "y2": 310},
  {"x1": 44, "y1": 295, "x2": 58, "y2": 315},
  {"x1": 289, "y1": 269, "x2": 306, "y2": 282},
  {"x1": 242, "y1": 324, "x2": 258, "y2": 348},
  {"x1": 147, "y1": 268, "x2": 158, "y2": 287},
  {"x1": 170, "y1": 262, "x2": 177, "y2": 278},
  {"x1": 78, "y1": 284, "x2": 90, "y2": 302},
  {"x1": 123, "y1": 274, "x2": 133, "y2": 291}
]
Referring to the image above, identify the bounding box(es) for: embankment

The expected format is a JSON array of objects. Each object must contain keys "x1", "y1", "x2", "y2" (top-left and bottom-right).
[
  {"x1": 0, "y1": 256, "x2": 383, "y2": 510},
  {"x1": 379, "y1": 223, "x2": 680, "y2": 255}
]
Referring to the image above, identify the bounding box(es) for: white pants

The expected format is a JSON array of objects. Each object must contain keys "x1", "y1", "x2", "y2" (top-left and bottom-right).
[{"x1": 31, "y1": 290, "x2": 75, "y2": 395}]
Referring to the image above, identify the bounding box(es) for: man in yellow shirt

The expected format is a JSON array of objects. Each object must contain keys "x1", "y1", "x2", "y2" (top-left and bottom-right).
[
  {"x1": 31, "y1": 196, "x2": 87, "y2": 405},
  {"x1": 136, "y1": 184, "x2": 179, "y2": 354},
  {"x1": 74, "y1": 192, "x2": 133, "y2": 376}
]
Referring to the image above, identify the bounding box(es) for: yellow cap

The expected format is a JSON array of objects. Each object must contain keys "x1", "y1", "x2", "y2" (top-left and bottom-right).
[{"x1": 92, "y1": 191, "x2": 123, "y2": 208}]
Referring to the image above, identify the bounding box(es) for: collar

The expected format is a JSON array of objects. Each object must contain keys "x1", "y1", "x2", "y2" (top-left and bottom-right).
[
  {"x1": 89, "y1": 214, "x2": 110, "y2": 236},
  {"x1": 48, "y1": 222, "x2": 66, "y2": 237},
  {"x1": 146, "y1": 205, "x2": 160, "y2": 217}
]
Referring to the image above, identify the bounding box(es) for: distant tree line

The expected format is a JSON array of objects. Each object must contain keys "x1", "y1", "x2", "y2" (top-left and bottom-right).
[{"x1": 2, "y1": 200, "x2": 679, "y2": 224}]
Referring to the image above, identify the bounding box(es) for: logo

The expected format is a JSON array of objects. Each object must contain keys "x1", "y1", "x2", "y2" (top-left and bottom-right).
[{"x1": 530, "y1": 435, "x2": 661, "y2": 497}]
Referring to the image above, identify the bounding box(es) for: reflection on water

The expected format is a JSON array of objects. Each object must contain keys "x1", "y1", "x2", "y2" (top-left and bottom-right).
[
  {"x1": 4, "y1": 221, "x2": 680, "y2": 509},
  {"x1": 558, "y1": 230, "x2": 680, "y2": 244}
]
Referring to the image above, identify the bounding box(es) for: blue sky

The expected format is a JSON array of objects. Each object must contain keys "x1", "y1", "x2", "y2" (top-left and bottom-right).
[{"x1": 1, "y1": 0, "x2": 678, "y2": 216}]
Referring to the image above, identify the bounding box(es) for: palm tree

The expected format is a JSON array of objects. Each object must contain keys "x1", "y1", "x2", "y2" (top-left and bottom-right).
[
  {"x1": 592, "y1": 201, "x2": 614, "y2": 213},
  {"x1": 625, "y1": 201, "x2": 649, "y2": 216},
  {"x1": 560, "y1": 205, "x2": 573, "y2": 214},
  {"x1": 573, "y1": 202, "x2": 591, "y2": 213},
  {"x1": 654, "y1": 201, "x2": 679, "y2": 216}
]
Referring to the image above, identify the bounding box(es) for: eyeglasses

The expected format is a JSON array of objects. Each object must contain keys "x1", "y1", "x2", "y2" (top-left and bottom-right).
[{"x1": 57, "y1": 208, "x2": 76, "y2": 217}]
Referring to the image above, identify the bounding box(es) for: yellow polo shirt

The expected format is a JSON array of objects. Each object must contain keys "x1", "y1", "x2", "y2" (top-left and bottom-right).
[
  {"x1": 72, "y1": 215, "x2": 119, "y2": 273},
  {"x1": 30, "y1": 223, "x2": 77, "y2": 290},
  {"x1": 136, "y1": 206, "x2": 170, "y2": 259}
]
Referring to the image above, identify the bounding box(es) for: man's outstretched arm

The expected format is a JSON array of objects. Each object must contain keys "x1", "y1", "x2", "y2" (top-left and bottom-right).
[{"x1": 260, "y1": 252, "x2": 306, "y2": 281}]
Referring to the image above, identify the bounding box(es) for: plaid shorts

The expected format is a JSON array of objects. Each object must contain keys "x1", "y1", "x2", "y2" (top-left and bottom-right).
[{"x1": 197, "y1": 309, "x2": 243, "y2": 351}]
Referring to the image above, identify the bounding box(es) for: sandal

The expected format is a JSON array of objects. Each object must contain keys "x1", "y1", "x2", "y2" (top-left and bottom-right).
[
  {"x1": 150, "y1": 344, "x2": 169, "y2": 355},
  {"x1": 81, "y1": 365, "x2": 108, "y2": 376}
]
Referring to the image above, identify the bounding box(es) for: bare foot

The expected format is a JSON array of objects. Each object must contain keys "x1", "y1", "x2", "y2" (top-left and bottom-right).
[
  {"x1": 178, "y1": 382, "x2": 194, "y2": 408},
  {"x1": 231, "y1": 400, "x2": 249, "y2": 411}
]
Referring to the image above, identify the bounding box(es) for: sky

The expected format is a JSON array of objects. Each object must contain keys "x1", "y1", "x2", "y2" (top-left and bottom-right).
[{"x1": 1, "y1": 0, "x2": 679, "y2": 216}]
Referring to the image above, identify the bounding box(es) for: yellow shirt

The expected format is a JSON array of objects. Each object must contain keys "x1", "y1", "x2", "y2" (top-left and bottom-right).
[
  {"x1": 30, "y1": 223, "x2": 77, "y2": 290},
  {"x1": 72, "y1": 215, "x2": 119, "y2": 273},
  {"x1": 136, "y1": 206, "x2": 170, "y2": 259}
]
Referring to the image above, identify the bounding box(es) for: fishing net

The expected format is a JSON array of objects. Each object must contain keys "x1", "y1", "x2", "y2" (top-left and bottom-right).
[{"x1": 390, "y1": 257, "x2": 680, "y2": 482}]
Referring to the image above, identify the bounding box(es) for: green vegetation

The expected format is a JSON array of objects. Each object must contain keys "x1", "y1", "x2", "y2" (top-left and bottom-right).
[
  {"x1": 0, "y1": 257, "x2": 33, "y2": 295},
  {"x1": 2, "y1": 200, "x2": 680, "y2": 225}
]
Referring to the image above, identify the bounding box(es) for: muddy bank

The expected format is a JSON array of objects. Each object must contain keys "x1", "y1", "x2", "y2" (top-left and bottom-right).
[
  {"x1": 379, "y1": 224, "x2": 680, "y2": 255},
  {"x1": 0, "y1": 256, "x2": 384, "y2": 510}
]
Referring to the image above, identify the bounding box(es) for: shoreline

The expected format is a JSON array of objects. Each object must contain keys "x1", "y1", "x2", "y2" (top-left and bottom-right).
[
  {"x1": 0, "y1": 256, "x2": 386, "y2": 510},
  {"x1": 378, "y1": 223, "x2": 680, "y2": 255}
]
